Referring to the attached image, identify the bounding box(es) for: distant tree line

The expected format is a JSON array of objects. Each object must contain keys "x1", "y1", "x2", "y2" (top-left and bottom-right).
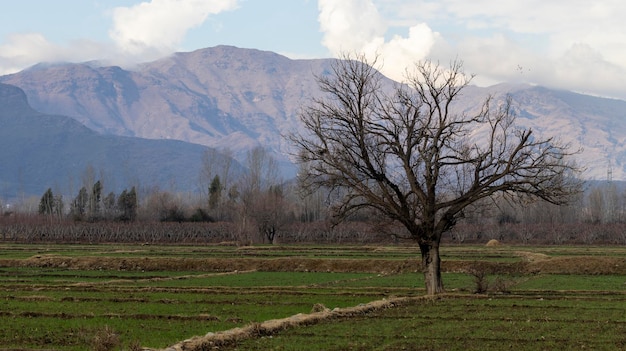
[
  {"x1": 23, "y1": 147, "x2": 296, "y2": 245},
  {"x1": 40, "y1": 182, "x2": 138, "y2": 223},
  {"x1": 2, "y1": 172, "x2": 623, "y2": 246},
  {"x1": 1, "y1": 146, "x2": 624, "y2": 246}
]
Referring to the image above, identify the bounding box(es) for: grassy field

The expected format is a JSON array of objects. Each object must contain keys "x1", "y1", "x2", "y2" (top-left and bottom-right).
[
  {"x1": 0, "y1": 243, "x2": 624, "y2": 350},
  {"x1": 223, "y1": 294, "x2": 626, "y2": 350}
]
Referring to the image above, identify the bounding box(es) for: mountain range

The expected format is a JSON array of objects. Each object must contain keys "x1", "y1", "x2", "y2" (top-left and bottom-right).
[
  {"x1": 0, "y1": 46, "x2": 333, "y2": 177},
  {"x1": 1, "y1": 45, "x2": 625, "y2": 198}
]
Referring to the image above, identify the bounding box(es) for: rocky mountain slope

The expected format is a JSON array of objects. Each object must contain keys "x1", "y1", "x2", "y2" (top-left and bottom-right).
[
  {"x1": 0, "y1": 83, "x2": 238, "y2": 198},
  {"x1": 456, "y1": 83, "x2": 626, "y2": 180},
  {"x1": 1, "y1": 45, "x2": 624, "y2": 180},
  {"x1": 0, "y1": 46, "x2": 332, "y2": 176}
]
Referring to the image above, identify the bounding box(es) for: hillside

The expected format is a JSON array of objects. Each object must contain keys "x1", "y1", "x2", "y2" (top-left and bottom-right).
[{"x1": 0, "y1": 83, "x2": 238, "y2": 198}]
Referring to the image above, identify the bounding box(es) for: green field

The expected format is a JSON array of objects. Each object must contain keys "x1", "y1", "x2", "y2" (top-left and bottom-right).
[
  {"x1": 223, "y1": 294, "x2": 626, "y2": 351},
  {"x1": 0, "y1": 243, "x2": 624, "y2": 350}
]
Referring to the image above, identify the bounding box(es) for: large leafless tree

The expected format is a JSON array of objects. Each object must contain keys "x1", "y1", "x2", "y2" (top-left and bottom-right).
[{"x1": 292, "y1": 54, "x2": 581, "y2": 295}]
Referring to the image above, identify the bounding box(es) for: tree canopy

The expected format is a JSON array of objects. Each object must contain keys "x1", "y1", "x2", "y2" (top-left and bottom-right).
[{"x1": 292, "y1": 54, "x2": 581, "y2": 294}]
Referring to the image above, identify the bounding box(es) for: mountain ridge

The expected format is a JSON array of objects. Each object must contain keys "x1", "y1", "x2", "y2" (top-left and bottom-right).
[{"x1": 1, "y1": 45, "x2": 625, "y2": 180}]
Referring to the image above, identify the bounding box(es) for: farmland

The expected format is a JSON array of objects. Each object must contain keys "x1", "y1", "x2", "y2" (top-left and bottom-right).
[{"x1": 0, "y1": 244, "x2": 624, "y2": 350}]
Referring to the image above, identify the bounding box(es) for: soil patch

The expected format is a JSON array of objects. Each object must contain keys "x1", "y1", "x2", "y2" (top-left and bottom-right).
[
  {"x1": 528, "y1": 256, "x2": 626, "y2": 275},
  {"x1": 515, "y1": 251, "x2": 551, "y2": 262},
  {"x1": 2, "y1": 255, "x2": 625, "y2": 275}
]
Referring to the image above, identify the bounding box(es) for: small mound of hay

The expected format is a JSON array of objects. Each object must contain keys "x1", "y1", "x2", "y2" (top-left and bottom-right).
[
  {"x1": 485, "y1": 239, "x2": 501, "y2": 247},
  {"x1": 311, "y1": 303, "x2": 330, "y2": 313}
]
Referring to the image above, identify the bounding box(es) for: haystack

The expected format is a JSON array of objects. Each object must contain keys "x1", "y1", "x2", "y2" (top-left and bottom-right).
[{"x1": 485, "y1": 239, "x2": 501, "y2": 247}]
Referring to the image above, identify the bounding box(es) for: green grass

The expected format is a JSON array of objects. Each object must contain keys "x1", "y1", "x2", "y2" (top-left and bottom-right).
[
  {"x1": 0, "y1": 267, "x2": 390, "y2": 350},
  {"x1": 147, "y1": 271, "x2": 377, "y2": 287},
  {"x1": 226, "y1": 295, "x2": 626, "y2": 350},
  {"x1": 0, "y1": 243, "x2": 625, "y2": 350},
  {"x1": 512, "y1": 274, "x2": 626, "y2": 291}
]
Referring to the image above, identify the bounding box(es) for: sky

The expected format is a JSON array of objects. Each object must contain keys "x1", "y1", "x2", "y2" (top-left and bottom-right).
[{"x1": 1, "y1": 0, "x2": 626, "y2": 99}]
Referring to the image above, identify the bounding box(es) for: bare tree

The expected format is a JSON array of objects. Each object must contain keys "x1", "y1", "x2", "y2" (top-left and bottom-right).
[
  {"x1": 209, "y1": 175, "x2": 222, "y2": 211},
  {"x1": 292, "y1": 54, "x2": 581, "y2": 295},
  {"x1": 238, "y1": 146, "x2": 283, "y2": 243},
  {"x1": 251, "y1": 185, "x2": 290, "y2": 244},
  {"x1": 241, "y1": 146, "x2": 280, "y2": 196},
  {"x1": 587, "y1": 182, "x2": 622, "y2": 224},
  {"x1": 193, "y1": 148, "x2": 235, "y2": 222}
]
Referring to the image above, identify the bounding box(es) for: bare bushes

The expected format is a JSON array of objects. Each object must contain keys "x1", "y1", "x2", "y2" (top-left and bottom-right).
[
  {"x1": 446, "y1": 222, "x2": 626, "y2": 245},
  {"x1": 279, "y1": 221, "x2": 390, "y2": 244},
  {"x1": 90, "y1": 325, "x2": 141, "y2": 351},
  {"x1": 467, "y1": 261, "x2": 515, "y2": 294},
  {"x1": 0, "y1": 216, "x2": 237, "y2": 244},
  {"x1": 2, "y1": 214, "x2": 626, "y2": 245},
  {"x1": 91, "y1": 325, "x2": 120, "y2": 351}
]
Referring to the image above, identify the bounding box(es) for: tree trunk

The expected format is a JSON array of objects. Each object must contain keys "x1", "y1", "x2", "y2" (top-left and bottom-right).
[{"x1": 420, "y1": 241, "x2": 444, "y2": 295}]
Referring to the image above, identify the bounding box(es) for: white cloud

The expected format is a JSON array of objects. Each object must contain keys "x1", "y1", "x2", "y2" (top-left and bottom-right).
[
  {"x1": 317, "y1": 0, "x2": 439, "y2": 81},
  {"x1": 444, "y1": 1, "x2": 626, "y2": 99},
  {"x1": 109, "y1": 0, "x2": 239, "y2": 58},
  {"x1": 552, "y1": 43, "x2": 626, "y2": 98},
  {"x1": 0, "y1": 33, "x2": 57, "y2": 74},
  {"x1": 0, "y1": 33, "x2": 112, "y2": 75},
  {"x1": 377, "y1": 24, "x2": 439, "y2": 80},
  {"x1": 319, "y1": 0, "x2": 626, "y2": 99},
  {"x1": 318, "y1": 0, "x2": 385, "y2": 54},
  {"x1": 0, "y1": 0, "x2": 239, "y2": 75}
]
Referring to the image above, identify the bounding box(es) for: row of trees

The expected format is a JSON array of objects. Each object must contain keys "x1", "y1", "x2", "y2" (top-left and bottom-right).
[
  {"x1": 39, "y1": 184, "x2": 137, "y2": 222},
  {"x1": 30, "y1": 158, "x2": 624, "y2": 246},
  {"x1": 30, "y1": 145, "x2": 292, "y2": 244},
  {"x1": 6, "y1": 196, "x2": 626, "y2": 246},
  {"x1": 12, "y1": 174, "x2": 626, "y2": 246}
]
